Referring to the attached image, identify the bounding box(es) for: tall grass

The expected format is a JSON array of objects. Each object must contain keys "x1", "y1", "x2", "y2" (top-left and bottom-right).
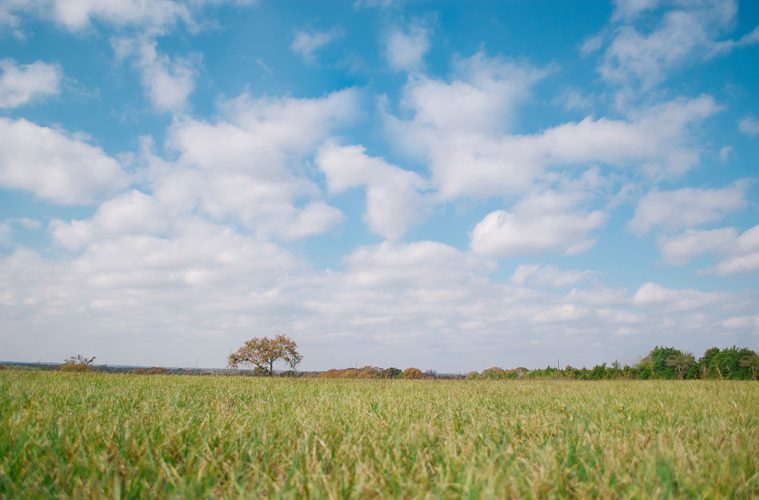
[{"x1": 1, "y1": 371, "x2": 757, "y2": 498}]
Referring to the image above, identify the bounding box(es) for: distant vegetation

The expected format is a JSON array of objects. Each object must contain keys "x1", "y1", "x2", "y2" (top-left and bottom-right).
[
  {"x1": 227, "y1": 334, "x2": 302, "y2": 375},
  {"x1": 309, "y1": 346, "x2": 759, "y2": 381},
  {"x1": 469, "y1": 346, "x2": 759, "y2": 381},
  {"x1": 59, "y1": 354, "x2": 96, "y2": 373},
  {"x1": 49, "y1": 345, "x2": 759, "y2": 380}
]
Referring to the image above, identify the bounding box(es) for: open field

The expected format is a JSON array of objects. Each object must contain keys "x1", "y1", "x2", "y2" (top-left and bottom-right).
[{"x1": 1, "y1": 371, "x2": 757, "y2": 498}]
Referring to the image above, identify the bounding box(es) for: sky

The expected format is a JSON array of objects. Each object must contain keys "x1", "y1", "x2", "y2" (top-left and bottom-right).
[{"x1": 0, "y1": 0, "x2": 758, "y2": 372}]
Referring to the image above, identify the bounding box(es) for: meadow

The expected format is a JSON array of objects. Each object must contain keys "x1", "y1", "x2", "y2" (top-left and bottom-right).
[{"x1": 1, "y1": 370, "x2": 757, "y2": 498}]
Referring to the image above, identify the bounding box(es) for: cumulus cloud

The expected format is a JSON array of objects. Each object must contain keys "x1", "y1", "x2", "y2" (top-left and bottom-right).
[
  {"x1": 633, "y1": 281, "x2": 727, "y2": 310},
  {"x1": 383, "y1": 21, "x2": 431, "y2": 72},
  {"x1": 2, "y1": 236, "x2": 756, "y2": 370},
  {"x1": 291, "y1": 28, "x2": 341, "y2": 63},
  {"x1": 611, "y1": 0, "x2": 660, "y2": 22},
  {"x1": 140, "y1": 88, "x2": 359, "y2": 239},
  {"x1": 628, "y1": 181, "x2": 748, "y2": 235},
  {"x1": 710, "y1": 225, "x2": 759, "y2": 276},
  {"x1": 0, "y1": 221, "x2": 11, "y2": 247},
  {"x1": 51, "y1": 190, "x2": 169, "y2": 250},
  {"x1": 657, "y1": 228, "x2": 737, "y2": 266},
  {"x1": 0, "y1": 58, "x2": 61, "y2": 108},
  {"x1": 739, "y1": 116, "x2": 759, "y2": 136},
  {"x1": 470, "y1": 191, "x2": 606, "y2": 257},
  {"x1": 510, "y1": 265, "x2": 595, "y2": 288},
  {"x1": 0, "y1": 118, "x2": 129, "y2": 205},
  {"x1": 0, "y1": 0, "x2": 255, "y2": 34},
  {"x1": 317, "y1": 142, "x2": 428, "y2": 240},
  {"x1": 598, "y1": 0, "x2": 757, "y2": 93},
  {"x1": 113, "y1": 37, "x2": 198, "y2": 113},
  {"x1": 386, "y1": 52, "x2": 719, "y2": 200},
  {"x1": 653, "y1": 224, "x2": 759, "y2": 276},
  {"x1": 396, "y1": 52, "x2": 547, "y2": 136}
]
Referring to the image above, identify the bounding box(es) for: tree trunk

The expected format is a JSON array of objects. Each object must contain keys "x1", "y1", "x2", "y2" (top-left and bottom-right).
[{"x1": 268, "y1": 359, "x2": 274, "y2": 376}]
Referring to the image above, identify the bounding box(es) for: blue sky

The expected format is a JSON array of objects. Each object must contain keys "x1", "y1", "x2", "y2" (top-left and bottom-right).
[{"x1": 0, "y1": 0, "x2": 758, "y2": 372}]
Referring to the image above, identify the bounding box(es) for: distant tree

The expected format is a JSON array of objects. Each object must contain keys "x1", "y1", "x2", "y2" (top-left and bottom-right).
[
  {"x1": 639, "y1": 346, "x2": 685, "y2": 379},
  {"x1": 400, "y1": 367, "x2": 423, "y2": 379},
  {"x1": 699, "y1": 347, "x2": 722, "y2": 379},
  {"x1": 227, "y1": 334, "x2": 302, "y2": 375},
  {"x1": 61, "y1": 354, "x2": 96, "y2": 372},
  {"x1": 382, "y1": 367, "x2": 402, "y2": 379},
  {"x1": 739, "y1": 353, "x2": 759, "y2": 380},
  {"x1": 699, "y1": 346, "x2": 757, "y2": 380},
  {"x1": 665, "y1": 353, "x2": 696, "y2": 379}
]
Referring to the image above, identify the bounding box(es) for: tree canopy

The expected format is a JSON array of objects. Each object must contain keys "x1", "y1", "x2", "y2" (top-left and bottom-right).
[{"x1": 227, "y1": 334, "x2": 302, "y2": 375}]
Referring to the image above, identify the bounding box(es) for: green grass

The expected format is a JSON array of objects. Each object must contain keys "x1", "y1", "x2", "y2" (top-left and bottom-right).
[{"x1": 1, "y1": 371, "x2": 757, "y2": 498}]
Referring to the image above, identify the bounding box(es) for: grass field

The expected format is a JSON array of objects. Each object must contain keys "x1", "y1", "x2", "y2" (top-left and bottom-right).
[{"x1": 1, "y1": 370, "x2": 757, "y2": 498}]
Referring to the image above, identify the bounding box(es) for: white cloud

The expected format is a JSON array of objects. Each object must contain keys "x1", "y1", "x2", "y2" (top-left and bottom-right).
[
  {"x1": 710, "y1": 26, "x2": 759, "y2": 57},
  {"x1": 470, "y1": 191, "x2": 606, "y2": 258},
  {"x1": 51, "y1": 190, "x2": 169, "y2": 250},
  {"x1": 291, "y1": 28, "x2": 341, "y2": 63},
  {"x1": 14, "y1": 217, "x2": 41, "y2": 230},
  {"x1": 0, "y1": 0, "x2": 255, "y2": 34},
  {"x1": 353, "y1": 0, "x2": 399, "y2": 8},
  {"x1": 628, "y1": 181, "x2": 748, "y2": 235},
  {"x1": 739, "y1": 116, "x2": 759, "y2": 136},
  {"x1": 317, "y1": 142, "x2": 428, "y2": 240},
  {"x1": 612, "y1": 0, "x2": 660, "y2": 22},
  {"x1": 2, "y1": 235, "x2": 756, "y2": 370},
  {"x1": 144, "y1": 88, "x2": 359, "y2": 239},
  {"x1": 658, "y1": 228, "x2": 737, "y2": 265},
  {"x1": 113, "y1": 37, "x2": 198, "y2": 113},
  {"x1": 387, "y1": 53, "x2": 719, "y2": 200},
  {"x1": 633, "y1": 282, "x2": 726, "y2": 310},
  {"x1": 710, "y1": 225, "x2": 759, "y2": 276},
  {"x1": 597, "y1": 0, "x2": 758, "y2": 96},
  {"x1": 580, "y1": 33, "x2": 604, "y2": 55},
  {"x1": 0, "y1": 118, "x2": 129, "y2": 205},
  {"x1": 280, "y1": 202, "x2": 345, "y2": 240},
  {"x1": 653, "y1": 224, "x2": 759, "y2": 276},
  {"x1": 0, "y1": 221, "x2": 11, "y2": 247},
  {"x1": 722, "y1": 315, "x2": 758, "y2": 330},
  {"x1": 397, "y1": 52, "x2": 547, "y2": 136},
  {"x1": 510, "y1": 265, "x2": 594, "y2": 288},
  {"x1": 0, "y1": 58, "x2": 61, "y2": 108},
  {"x1": 383, "y1": 22, "x2": 430, "y2": 72}
]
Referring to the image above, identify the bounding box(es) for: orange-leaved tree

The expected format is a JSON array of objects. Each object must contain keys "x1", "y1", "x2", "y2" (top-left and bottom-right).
[
  {"x1": 227, "y1": 334, "x2": 302, "y2": 375},
  {"x1": 400, "y1": 367, "x2": 423, "y2": 379}
]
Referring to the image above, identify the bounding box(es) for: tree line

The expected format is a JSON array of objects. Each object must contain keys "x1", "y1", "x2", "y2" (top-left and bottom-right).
[
  {"x1": 55, "y1": 337, "x2": 758, "y2": 380},
  {"x1": 467, "y1": 346, "x2": 759, "y2": 381},
  {"x1": 225, "y1": 336, "x2": 757, "y2": 380}
]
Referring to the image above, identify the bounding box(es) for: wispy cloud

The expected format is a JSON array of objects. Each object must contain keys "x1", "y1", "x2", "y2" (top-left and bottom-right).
[{"x1": 291, "y1": 28, "x2": 342, "y2": 63}]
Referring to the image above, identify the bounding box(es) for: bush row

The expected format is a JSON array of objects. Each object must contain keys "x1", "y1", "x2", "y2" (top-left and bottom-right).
[{"x1": 467, "y1": 346, "x2": 759, "y2": 380}]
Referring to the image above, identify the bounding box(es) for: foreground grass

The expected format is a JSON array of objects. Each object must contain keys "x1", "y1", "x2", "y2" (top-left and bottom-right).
[{"x1": 1, "y1": 371, "x2": 757, "y2": 498}]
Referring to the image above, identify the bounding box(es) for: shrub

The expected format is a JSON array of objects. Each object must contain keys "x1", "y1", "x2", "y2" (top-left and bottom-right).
[
  {"x1": 61, "y1": 355, "x2": 96, "y2": 372},
  {"x1": 132, "y1": 367, "x2": 168, "y2": 375},
  {"x1": 400, "y1": 367, "x2": 423, "y2": 379},
  {"x1": 382, "y1": 367, "x2": 402, "y2": 379}
]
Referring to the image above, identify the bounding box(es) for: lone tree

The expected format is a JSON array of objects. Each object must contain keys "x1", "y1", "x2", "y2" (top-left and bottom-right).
[
  {"x1": 227, "y1": 334, "x2": 302, "y2": 375},
  {"x1": 61, "y1": 354, "x2": 96, "y2": 372}
]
